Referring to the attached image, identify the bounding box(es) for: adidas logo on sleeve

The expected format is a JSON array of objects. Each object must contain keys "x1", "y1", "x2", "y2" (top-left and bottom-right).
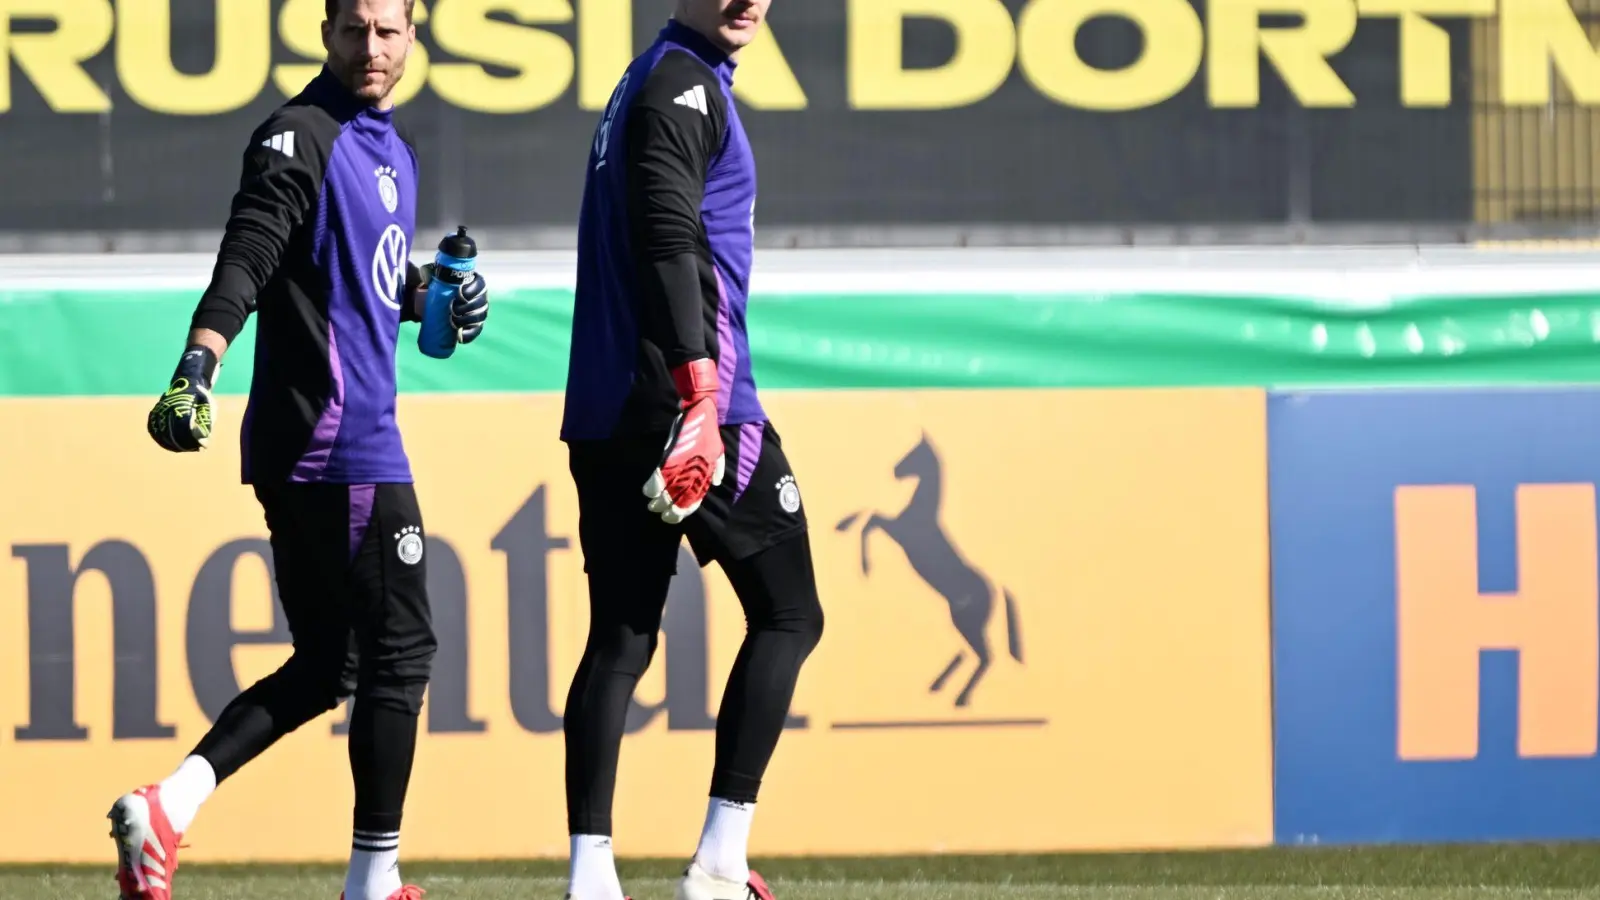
[
  {"x1": 261, "y1": 131, "x2": 296, "y2": 158},
  {"x1": 673, "y1": 85, "x2": 709, "y2": 115}
]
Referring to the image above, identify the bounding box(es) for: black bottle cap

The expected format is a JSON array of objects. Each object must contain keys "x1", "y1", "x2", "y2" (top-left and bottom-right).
[{"x1": 439, "y1": 225, "x2": 477, "y2": 259}]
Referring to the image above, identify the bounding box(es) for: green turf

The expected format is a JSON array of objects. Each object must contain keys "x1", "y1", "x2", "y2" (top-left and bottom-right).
[
  {"x1": 9, "y1": 846, "x2": 1600, "y2": 899},
  {"x1": 12, "y1": 880, "x2": 1600, "y2": 900}
]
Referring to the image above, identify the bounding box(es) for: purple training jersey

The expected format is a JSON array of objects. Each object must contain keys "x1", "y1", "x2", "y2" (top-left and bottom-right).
[
  {"x1": 561, "y1": 20, "x2": 766, "y2": 442},
  {"x1": 193, "y1": 67, "x2": 422, "y2": 484}
]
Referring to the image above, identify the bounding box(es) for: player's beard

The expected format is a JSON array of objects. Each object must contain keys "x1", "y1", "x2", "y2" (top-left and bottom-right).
[{"x1": 333, "y1": 53, "x2": 406, "y2": 106}]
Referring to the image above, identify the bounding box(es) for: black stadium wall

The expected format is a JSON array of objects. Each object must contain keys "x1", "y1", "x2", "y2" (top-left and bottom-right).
[{"x1": 4, "y1": 0, "x2": 1582, "y2": 235}]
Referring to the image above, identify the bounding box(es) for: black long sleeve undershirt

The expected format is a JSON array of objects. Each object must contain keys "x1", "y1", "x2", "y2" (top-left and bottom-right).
[
  {"x1": 624, "y1": 51, "x2": 728, "y2": 373},
  {"x1": 190, "y1": 106, "x2": 331, "y2": 346}
]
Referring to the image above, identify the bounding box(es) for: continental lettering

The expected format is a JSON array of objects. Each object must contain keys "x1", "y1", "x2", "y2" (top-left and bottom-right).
[
  {"x1": 12, "y1": 542, "x2": 173, "y2": 741},
  {"x1": 495, "y1": 486, "x2": 785, "y2": 735},
  {"x1": 421, "y1": 536, "x2": 487, "y2": 733},
  {"x1": 328, "y1": 534, "x2": 477, "y2": 735},
  {"x1": 497, "y1": 484, "x2": 569, "y2": 734},
  {"x1": 11, "y1": 484, "x2": 770, "y2": 740},
  {"x1": 186, "y1": 539, "x2": 290, "y2": 723},
  {"x1": 625, "y1": 546, "x2": 717, "y2": 733},
  {"x1": 492, "y1": 483, "x2": 754, "y2": 734}
]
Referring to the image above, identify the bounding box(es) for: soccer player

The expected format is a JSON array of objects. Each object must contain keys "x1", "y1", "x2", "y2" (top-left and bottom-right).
[
  {"x1": 558, "y1": 2, "x2": 823, "y2": 899},
  {"x1": 107, "y1": 1, "x2": 489, "y2": 898}
]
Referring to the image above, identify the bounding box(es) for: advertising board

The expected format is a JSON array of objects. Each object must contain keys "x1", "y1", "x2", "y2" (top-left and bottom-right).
[
  {"x1": 0, "y1": 388, "x2": 1275, "y2": 861},
  {"x1": 1269, "y1": 388, "x2": 1600, "y2": 843}
]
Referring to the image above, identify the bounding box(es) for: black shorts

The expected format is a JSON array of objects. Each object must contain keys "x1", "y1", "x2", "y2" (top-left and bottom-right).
[
  {"x1": 568, "y1": 419, "x2": 808, "y2": 572},
  {"x1": 252, "y1": 481, "x2": 435, "y2": 682}
]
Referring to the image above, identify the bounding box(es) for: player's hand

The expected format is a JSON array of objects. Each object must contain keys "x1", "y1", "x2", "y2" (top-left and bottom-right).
[
  {"x1": 643, "y1": 358, "x2": 725, "y2": 524},
  {"x1": 419, "y1": 264, "x2": 489, "y2": 345},
  {"x1": 452, "y1": 272, "x2": 489, "y2": 344},
  {"x1": 148, "y1": 345, "x2": 219, "y2": 453}
]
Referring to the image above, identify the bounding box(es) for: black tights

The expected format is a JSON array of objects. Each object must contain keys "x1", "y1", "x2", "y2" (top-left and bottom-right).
[
  {"x1": 192, "y1": 482, "x2": 437, "y2": 837},
  {"x1": 563, "y1": 535, "x2": 824, "y2": 835}
]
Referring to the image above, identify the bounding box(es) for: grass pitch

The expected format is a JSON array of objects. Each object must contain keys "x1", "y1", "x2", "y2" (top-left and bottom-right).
[{"x1": 8, "y1": 845, "x2": 1600, "y2": 899}]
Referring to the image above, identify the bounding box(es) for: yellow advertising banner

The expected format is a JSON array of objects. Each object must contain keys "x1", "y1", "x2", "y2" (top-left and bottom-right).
[
  {"x1": 0, "y1": 388, "x2": 1273, "y2": 862},
  {"x1": 12, "y1": 0, "x2": 1597, "y2": 115}
]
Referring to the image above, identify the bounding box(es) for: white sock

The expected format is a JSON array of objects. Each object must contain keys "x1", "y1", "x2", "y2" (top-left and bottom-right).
[
  {"x1": 156, "y1": 755, "x2": 216, "y2": 834},
  {"x1": 346, "y1": 830, "x2": 403, "y2": 900},
  {"x1": 568, "y1": 834, "x2": 625, "y2": 900},
  {"x1": 693, "y1": 798, "x2": 755, "y2": 883}
]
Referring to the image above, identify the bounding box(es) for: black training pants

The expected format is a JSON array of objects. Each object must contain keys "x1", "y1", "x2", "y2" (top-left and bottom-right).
[
  {"x1": 191, "y1": 481, "x2": 437, "y2": 834},
  {"x1": 562, "y1": 424, "x2": 825, "y2": 836}
]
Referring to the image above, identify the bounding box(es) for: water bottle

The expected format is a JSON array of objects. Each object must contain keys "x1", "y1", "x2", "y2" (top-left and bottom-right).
[{"x1": 419, "y1": 225, "x2": 478, "y2": 359}]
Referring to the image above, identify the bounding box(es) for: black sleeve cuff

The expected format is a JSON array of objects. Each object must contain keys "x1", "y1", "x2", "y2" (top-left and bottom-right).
[
  {"x1": 401, "y1": 261, "x2": 424, "y2": 323},
  {"x1": 191, "y1": 258, "x2": 262, "y2": 345},
  {"x1": 190, "y1": 302, "x2": 249, "y2": 346}
]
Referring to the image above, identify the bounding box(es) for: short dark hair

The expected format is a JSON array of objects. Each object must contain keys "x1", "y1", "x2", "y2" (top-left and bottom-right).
[{"x1": 325, "y1": 0, "x2": 415, "y2": 23}]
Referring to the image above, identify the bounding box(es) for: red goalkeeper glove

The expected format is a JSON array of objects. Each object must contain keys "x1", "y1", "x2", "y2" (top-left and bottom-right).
[{"x1": 643, "y1": 358, "x2": 726, "y2": 524}]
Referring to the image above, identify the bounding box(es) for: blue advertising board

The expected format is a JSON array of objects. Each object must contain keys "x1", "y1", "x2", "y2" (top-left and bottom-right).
[{"x1": 1268, "y1": 388, "x2": 1600, "y2": 844}]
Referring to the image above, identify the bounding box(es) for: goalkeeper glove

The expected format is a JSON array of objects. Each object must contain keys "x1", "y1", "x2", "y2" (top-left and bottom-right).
[
  {"x1": 420, "y1": 263, "x2": 490, "y2": 345},
  {"x1": 643, "y1": 357, "x2": 726, "y2": 524},
  {"x1": 148, "y1": 345, "x2": 219, "y2": 453}
]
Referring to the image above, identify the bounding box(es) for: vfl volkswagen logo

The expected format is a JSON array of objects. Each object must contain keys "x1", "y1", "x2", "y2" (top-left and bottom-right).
[
  {"x1": 837, "y1": 432, "x2": 1025, "y2": 709},
  {"x1": 371, "y1": 224, "x2": 409, "y2": 311}
]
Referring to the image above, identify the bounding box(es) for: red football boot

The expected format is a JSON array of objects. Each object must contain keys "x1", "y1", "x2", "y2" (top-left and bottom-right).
[
  {"x1": 108, "y1": 785, "x2": 184, "y2": 900},
  {"x1": 746, "y1": 870, "x2": 775, "y2": 900},
  {"x1": 341, "y1": 886, "x2": 426, "y2": 900}
]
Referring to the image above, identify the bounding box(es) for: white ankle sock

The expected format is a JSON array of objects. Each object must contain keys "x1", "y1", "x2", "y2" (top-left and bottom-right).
[
  {"x1": 693, "y1": 798, "x2": 755, "y2": 883},
  {"x1": 346, "y1": 830, "x2": 403, "y2": 900},
  {"x1": 156, "y1": 755, "x2": 216, "y2": 834},
  {"x1": 568, "y1": 834, "x2": 625, "y2": 900}
]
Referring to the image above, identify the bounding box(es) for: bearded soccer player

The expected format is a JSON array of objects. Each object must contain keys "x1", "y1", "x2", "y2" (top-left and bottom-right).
[
  {"x1": 107, "y1": 1, "x2": 490, "y2": 898},
  {"x1": 558, "y1": 2, "x2": 824, "y2": 899}
]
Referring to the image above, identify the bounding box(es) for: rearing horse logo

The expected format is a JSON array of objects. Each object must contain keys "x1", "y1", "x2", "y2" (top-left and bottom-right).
[{"x1": 837, "y1": 432, "x2": 1024, "y2": 708}]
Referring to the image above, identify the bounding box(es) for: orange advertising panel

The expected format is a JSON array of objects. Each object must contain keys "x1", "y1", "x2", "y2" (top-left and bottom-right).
[{"x1": 0, "y1": 388, "x2": 1273, "y2": 862}]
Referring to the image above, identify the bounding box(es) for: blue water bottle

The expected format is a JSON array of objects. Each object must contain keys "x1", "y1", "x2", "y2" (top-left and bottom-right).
[{"x1": 419, "y1": 225, "x2": 478, "y2": 359}]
